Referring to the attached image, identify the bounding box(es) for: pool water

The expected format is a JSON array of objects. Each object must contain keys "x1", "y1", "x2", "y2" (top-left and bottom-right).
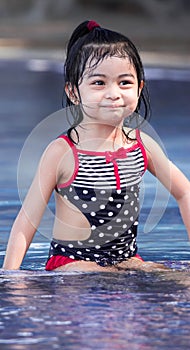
[{"x1": 0, "y1": 60, "x2": 190, "y2": 349}]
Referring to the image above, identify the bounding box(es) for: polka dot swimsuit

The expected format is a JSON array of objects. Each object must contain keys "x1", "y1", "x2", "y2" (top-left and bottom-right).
[{"x1": 48, "y1": 130, "x2": 148, "y2": 267}]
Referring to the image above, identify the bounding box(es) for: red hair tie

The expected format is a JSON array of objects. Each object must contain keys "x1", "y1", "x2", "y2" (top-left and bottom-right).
[{"x1": 87, "y1": 20, "x2": 100, "y2": 31}]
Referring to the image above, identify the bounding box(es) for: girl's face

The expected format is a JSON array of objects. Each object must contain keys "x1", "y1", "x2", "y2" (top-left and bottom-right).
[{"x1": 68, "y1": 56, "x2": 143, "y2": 127}]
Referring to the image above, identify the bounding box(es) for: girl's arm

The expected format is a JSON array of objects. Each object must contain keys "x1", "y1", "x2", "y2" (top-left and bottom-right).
[
  {"x1": 3, "y1": 139, "x2": 65, "y2": 269},
  {"x1": 141, "y1": 132, "x2": 190, "y2": 239}
]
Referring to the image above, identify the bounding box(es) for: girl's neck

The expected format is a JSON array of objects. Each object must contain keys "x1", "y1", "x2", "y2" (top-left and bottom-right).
[{"x1": 74, "y1": 122, "x2": 132, "y2": 152}]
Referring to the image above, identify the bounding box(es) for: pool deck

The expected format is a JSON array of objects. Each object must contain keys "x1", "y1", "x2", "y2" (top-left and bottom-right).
[{"x1": 0, "y1": 10, "x2": 190, "y2": 68}]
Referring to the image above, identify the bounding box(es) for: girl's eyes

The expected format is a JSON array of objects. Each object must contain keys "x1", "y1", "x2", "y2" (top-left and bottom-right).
[
  {"x1": 91, "y1": 80, "x2": 104, "y2": 86},
  {"x1": 120, "y1": 80, "x2": 132, "y2": 86},
  {"x1": 90, "y1": 80, "x2": 133, "y2": 87}
]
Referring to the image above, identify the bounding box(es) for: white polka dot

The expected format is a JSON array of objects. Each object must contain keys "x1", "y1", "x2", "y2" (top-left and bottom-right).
[
  {"x1": 109, "y1": 197, "x2": 113, "y2": 202},
  {"x1": 74, "y1": 195, "x2": 79, "y2": 200},
  {"x1": 99, "y1": 219, "x2": 104, "y2": 224},
  {"x1": 117, "y1": 189, "x2": 121, "y2": 194},
  {"x1": 124, "y1": 252, "x2": 129, "y2": 257},
  {"x1": 130, "y1": 201, "x2": 134, "y2": 206},
  {"x1": 108, "y1": 212, "x2": 113, "y2": 217},
  {"x1": 82, "y1": 203, "x2": 88, "y2": 209},
  {"x1": 116, "y1": 203, "x2": 121, "y2": 208},
  {"x1": 125, "y1": 243, "x2": 128, "y2": 246},
  {"x1": 69, "y1": 255, "x2": 75, "y2": 259},
  {"x1": 91, "y1": 212, "x2": 96, "y2": 216},
  {"x1": 78, "y1": 241, "x2": 83, "y2": 245},
  {"x1": 124, "y1": 195, "x2": 129, "y2": 200},
  {"x1": 91, "y1": 225, "x2": 96, "y2": 230},
  {"x1": 100, "y1": 190, "x2": 106, "y2": 194},
  {"x1": 69, "y1": 188, "x2": 73, "y2": 192},
  {"x1": 114, "y1": 232, "x2": 119, "y2": 237},
  {"x1": 112, "y1": 245, "x2": 116, "y2": 249},
  {"x1": 94, "y1": 254, "x2": 100, "y2": 258},
  {"x1": 128, "y1": 230, "x2": 132, "y2": 234},
  {"x1": 85, "y1": 257, "x2": 90, "y2": 261},
  {"x1": 116, "y1": 218, "x2": 121, "y2": 223},
  {"x1": 130, "y1": 216, "x2": 134, "y2": 221},
  {"x1": 135, "y1": 207, "x2": 138, "y2": 212},
  {"x1": 83, "y1": 190, "x2": 88, "y2": 194},
  {"x1": 88, "y1": 239, "x2": 94, "y2": 243},
  {"x1": 123, "y1": 224, "x2": 127, "y2": 229},
  {"x1": 95, "y1": 245, "x2": 101, "y2": 249},
  {"x1": 86, "y1": 248, "x2": 90, "y2": 252},
  {"x1": 63, "y1": 195, "x2": 68, "y2": 200},
  {"x1": 121, "y1": 238, "x2": 124, "y2": 242},
  {"x1": 77, "y1": 251, "x2": 82, "y2": 255},
  {"x1": 68, "y1": 244, "x2": 74, "y2": 248},
  {"x1": 91, "y1": 197, "x2": 97, "y2": 201},
  {"x1": 134, "y1": 221, "x2": 138, "y2": 225},
  {"x1": 124, "y1": 210, "x2": 129, "y2": 215},
  {"x1": 61, "y1": 247, "x2": 65, "y2": 252},
  {"x1": 119, "y1": 250, "x2": 123, "y2": 254},
  {"x1": 99, "y1": 232, "x2": 104, "y2": 237},
  {"x1": 105, "y1": 240, "x2": 110, "y2": 243},
  {"x1": 107, "y1": 226, "x2": 112, "y2": 230},
  {"x1": 54, "y1": 243, "x2": 58, "y2": 248},
  {"x1": 131, "y1": 186, "x2": 134, "y2": 191},
  {"x1": 100, "y1": 204, "x2": 105, "y2": 210}
]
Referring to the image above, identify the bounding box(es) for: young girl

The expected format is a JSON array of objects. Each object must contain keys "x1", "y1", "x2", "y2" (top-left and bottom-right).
[{"x1": 3, "y1": 20, "x2": 190, "y2": 272}]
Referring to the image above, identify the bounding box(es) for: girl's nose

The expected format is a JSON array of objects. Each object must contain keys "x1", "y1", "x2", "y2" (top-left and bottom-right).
[{"x1": 105, "y1": 85, "x2": 120, "y2": 100}]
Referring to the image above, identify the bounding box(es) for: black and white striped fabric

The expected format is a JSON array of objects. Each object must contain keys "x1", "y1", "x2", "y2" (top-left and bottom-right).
[{"x1": 74, "y1": 147, "x2": 145, "y2": 190}]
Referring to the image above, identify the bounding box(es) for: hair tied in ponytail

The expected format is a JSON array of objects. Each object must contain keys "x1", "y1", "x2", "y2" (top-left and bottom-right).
[{"x1": 87, "y1": 20, "x2": 100, "y2": 31}]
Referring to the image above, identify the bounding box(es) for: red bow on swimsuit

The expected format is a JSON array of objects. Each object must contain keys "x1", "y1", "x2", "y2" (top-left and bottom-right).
[{"x1": 105, "y1": 147, "x2": 128, "y2": 163}]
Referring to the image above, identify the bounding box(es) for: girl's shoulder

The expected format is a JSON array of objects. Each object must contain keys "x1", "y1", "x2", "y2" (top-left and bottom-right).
[
  {"x1": 46, "y1": 135, "x2": 72, "y2": 152},
  {"x1": 40, "y1": 135, "x2": 73, "y2": 165}
]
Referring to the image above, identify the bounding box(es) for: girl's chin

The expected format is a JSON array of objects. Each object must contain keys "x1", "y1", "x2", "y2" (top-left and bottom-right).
[
  {"x1": 82, "y1": 109, "x2": 133, "y2": 126},
  {"x1": 100, "y1": 112, "x2": 129, "y2": 124}
]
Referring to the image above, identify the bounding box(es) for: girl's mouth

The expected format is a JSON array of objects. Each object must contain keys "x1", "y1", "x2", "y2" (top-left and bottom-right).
[{"x1": 102, "y1": 104, "x2": 124, "y2": 109}]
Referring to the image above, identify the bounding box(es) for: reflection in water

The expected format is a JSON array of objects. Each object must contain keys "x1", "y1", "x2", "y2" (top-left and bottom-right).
[{"x1": 0, "y1": 269, "x2": 190, "y2": 349}]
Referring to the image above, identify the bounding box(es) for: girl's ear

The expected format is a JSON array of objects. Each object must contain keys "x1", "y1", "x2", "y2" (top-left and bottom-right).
[
  {"x1": 65, "y1": 83, "x2": 80, "y2": 104},
  {"x1": 138, "y1": 80, "x2": 144, "y2": 97}
]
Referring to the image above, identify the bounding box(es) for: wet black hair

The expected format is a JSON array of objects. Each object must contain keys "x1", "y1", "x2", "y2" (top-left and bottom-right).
[{"x1": 63, "y1": 20, "x2": 150, "y2": 142}]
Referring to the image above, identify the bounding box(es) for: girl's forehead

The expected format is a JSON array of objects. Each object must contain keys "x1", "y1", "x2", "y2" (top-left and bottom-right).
[{"x1": 83, "y1": 56, "x2": 136, "y2": 75}]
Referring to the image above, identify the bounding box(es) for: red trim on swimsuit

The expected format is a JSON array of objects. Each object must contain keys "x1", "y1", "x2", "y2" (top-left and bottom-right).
[
  {"x1": 134, "y1": 253, "x2": 144, "y2": 262},
  {"x1": 113, "y1": 160, "x2": 120, "y2": 190},
  {"x1": 136, "y1": 129, "x2": 148, "y2": 172},
  {"x1": 45, "y1": 254, "x2": 144, "y2": 271},
  {"x1": 45, "y1": 255, "x2": 77, "y2": 271},
  {"x1": 57, "y1": 135, "x2": 79, "y2": 189}
]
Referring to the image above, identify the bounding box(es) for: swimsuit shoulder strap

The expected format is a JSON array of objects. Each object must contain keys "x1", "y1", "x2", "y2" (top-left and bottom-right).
[
  {"x1": 135, "y1": 128, "x2": 141, "y2": 142},
  {"x1": 55, "y1": 134, "x2": 79, "y2": 189},
  {"x1": 57, "y1": 134, "x2": 75, "y2": 149},
  {"x1": 135, "y1": 129, "x2": 148, "y2": 171}
]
